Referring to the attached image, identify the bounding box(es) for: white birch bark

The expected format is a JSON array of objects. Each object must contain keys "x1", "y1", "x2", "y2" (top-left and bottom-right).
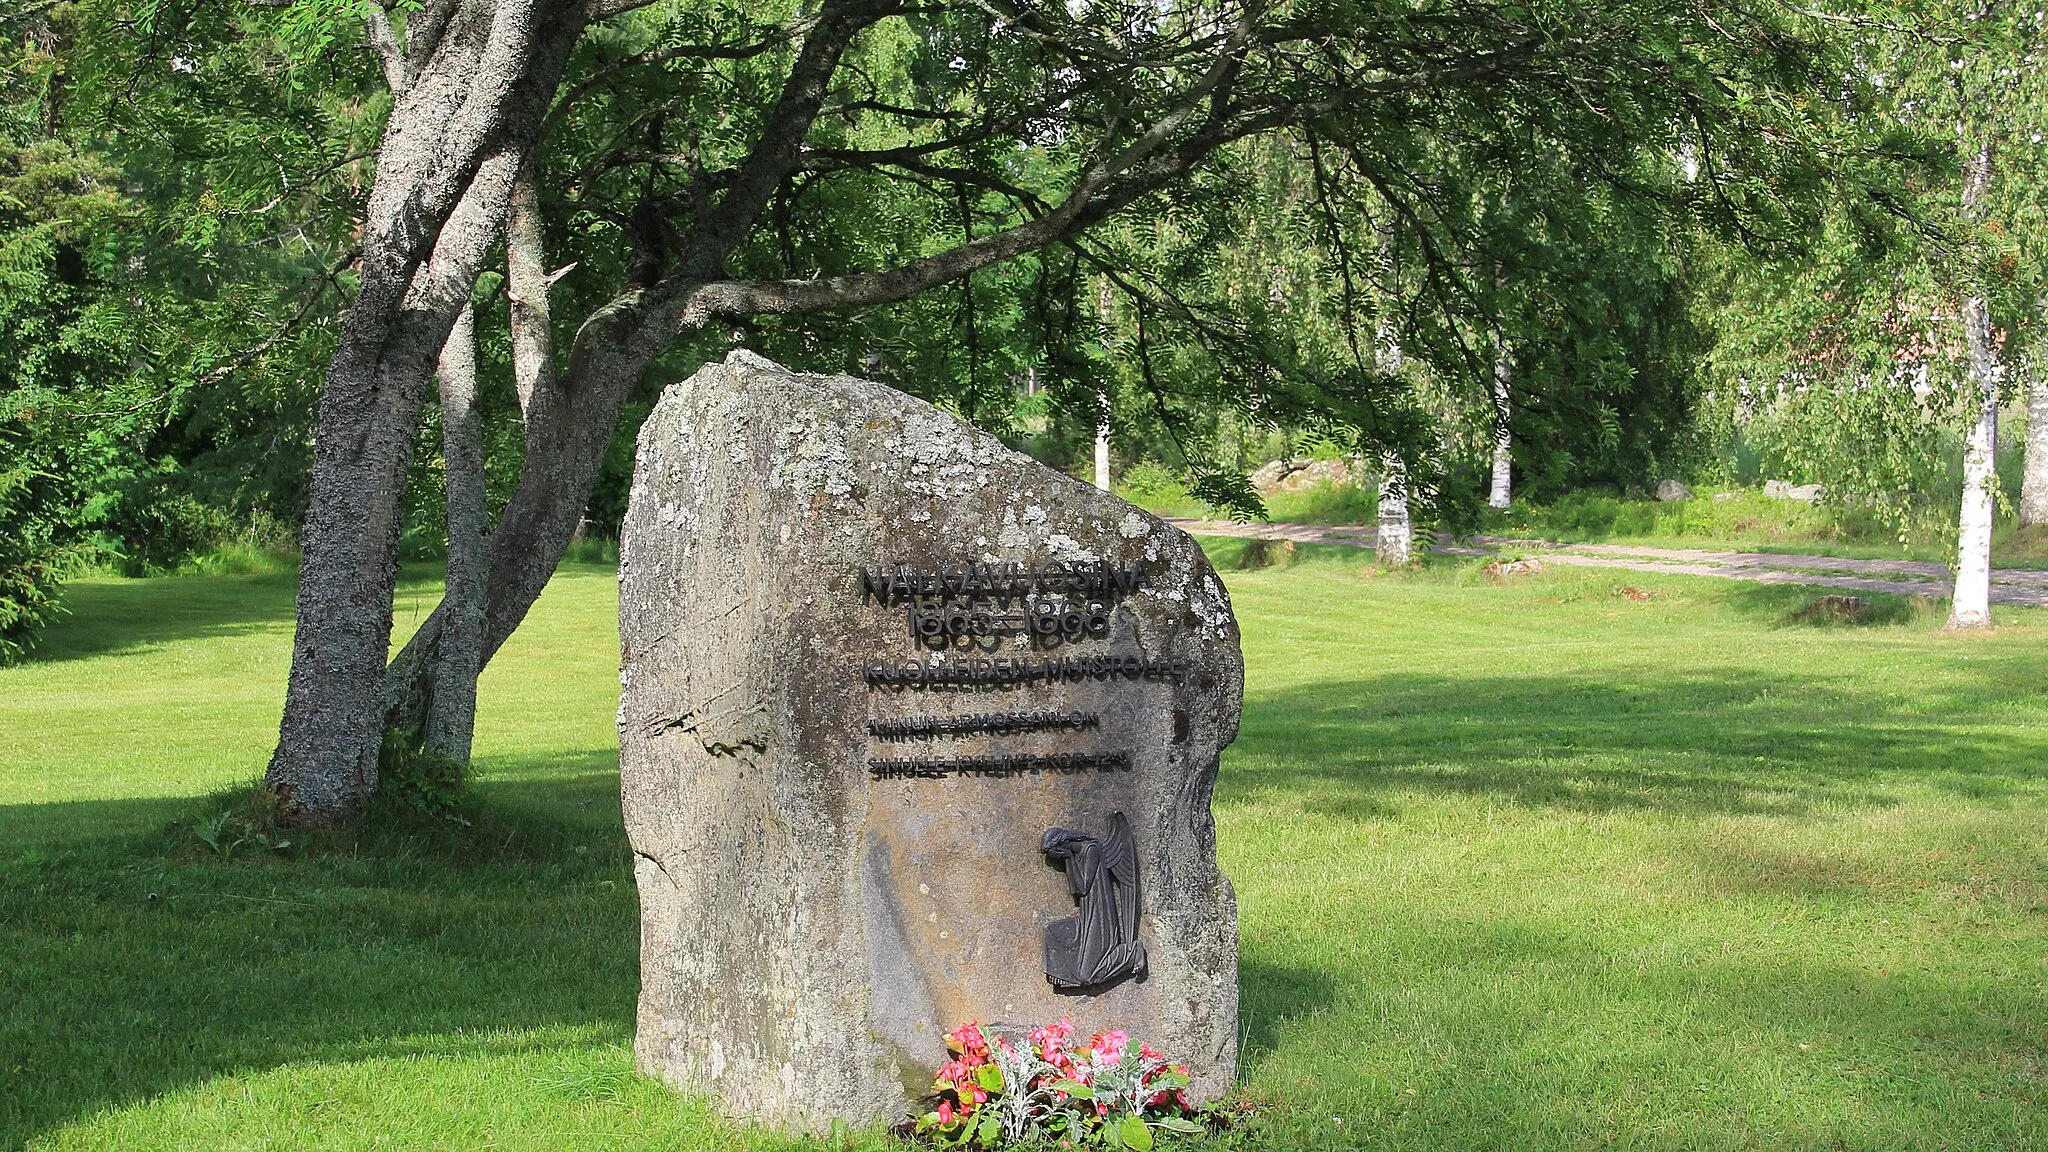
[
  {"x1": 1949, "y1": 134, "x2": 2000, "y2": 628},
  {"x1": 1488, "y1": 334, "x2": 1513, "y2": 510},
  {"x1": 2021, "y1": 326, "x2": 2048, "y2": 526},
  {"x1": 1095, "y1": 279, "x2": 1113, "y2": 490},
  {"x1": 1375, "y1": 302, "x2": 1412, "y2": 565},
  {"x1": 1376, "y1": 454, "x2": 1412, "y2": 566}
]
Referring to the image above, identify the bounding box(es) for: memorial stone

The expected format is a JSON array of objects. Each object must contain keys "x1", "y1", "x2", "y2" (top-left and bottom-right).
[{"x1": 618, "y1": 351, "x2": 1242, "y2": 1130}]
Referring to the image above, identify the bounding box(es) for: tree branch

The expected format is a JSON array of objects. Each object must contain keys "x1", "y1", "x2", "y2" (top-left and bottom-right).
[
  {"x1": 690, "y1": 33, "x2": 1545, "y2": 324},
  {"x1": 671, "y1": 0, "x2": 900, "y2": 278},
  {"x1": 540, "y1": 20, "x2": 816, "y2": 142},
  {"x1": 364, "y1": 7, "x2": 411, "y2": 95}
]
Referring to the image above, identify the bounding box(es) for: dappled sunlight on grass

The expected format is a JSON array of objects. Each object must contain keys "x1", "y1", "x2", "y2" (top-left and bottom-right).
[
  {"x1": 1213, "y1": 556, "x2": 2048, "y2": 1148},
  {"x1": 5, "y1": 551, "x2": 2047, "y2": 1148}
]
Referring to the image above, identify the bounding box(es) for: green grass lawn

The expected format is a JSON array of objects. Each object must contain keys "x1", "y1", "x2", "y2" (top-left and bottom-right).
[{"x1": 5, "y1": 549, "x2": 2047, "y2": 1150}]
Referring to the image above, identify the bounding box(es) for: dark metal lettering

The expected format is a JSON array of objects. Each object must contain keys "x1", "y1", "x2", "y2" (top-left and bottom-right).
[
  {"x1": 863, "y1": 656, "x2": 1187, "y2": 690},
  {"x1": 866, "y1": 711, "x2": 1101, "y2": 741},
  {"x1": 852, "y1": 559, "x2": 1150, "y2": 607},
  {"x1": 866, "y1": 751, "x2": 1134, "y2": 778}
]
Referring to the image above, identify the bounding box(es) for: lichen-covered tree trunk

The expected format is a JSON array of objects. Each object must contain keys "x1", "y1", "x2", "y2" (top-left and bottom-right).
[
  {"x1": 265, "y1": 3, "x2": 586, "y2": 822},
  {"x1": 423, "y1": 302, "x2": 486, "y2": 761},
  {"x1": 1949, "y1": 135, "x2": 1999, "y2": 629},
  {"x1": 505, "y1": 163, "x2": 554, "y2": 421},
  {"x1": 382, "y1": 290, "x2": 680, "y2": 746}
]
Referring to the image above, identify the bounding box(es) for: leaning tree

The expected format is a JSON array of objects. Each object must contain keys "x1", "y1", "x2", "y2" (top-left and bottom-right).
[{"x1": 258, "y1": 0, "x2": 1844, "y2": 821}]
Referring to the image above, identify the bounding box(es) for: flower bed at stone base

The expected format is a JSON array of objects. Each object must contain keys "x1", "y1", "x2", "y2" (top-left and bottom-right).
[{"x1": 899, "y1": 1020, "x2": 1219, "y2": 1150}]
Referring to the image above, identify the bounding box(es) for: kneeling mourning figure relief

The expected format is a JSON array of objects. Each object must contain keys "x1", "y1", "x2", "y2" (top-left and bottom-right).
[{"x1": 1042, "y1": 812, "x2": 1148, "y2": 991}]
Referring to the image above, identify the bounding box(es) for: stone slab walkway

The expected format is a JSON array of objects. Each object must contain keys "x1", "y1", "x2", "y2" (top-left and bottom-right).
[{"x1": 1166, "y1": 519, "x2": 2048, "y2": 608}]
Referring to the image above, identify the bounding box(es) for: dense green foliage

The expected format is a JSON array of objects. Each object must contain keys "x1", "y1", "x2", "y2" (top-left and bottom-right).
[
  {"x1": 0, "y1": 6, "x2": 369, "y2": 654},
  {"x1": 0, "y1": 0, "x2": 2040, "y2": 665},
  {"x1": 1698, "y1": 1, "x2": 2046, "y2": 542},
  {"x1": 5, "y1": 556, "x2": 2046, "y2": 1146}
]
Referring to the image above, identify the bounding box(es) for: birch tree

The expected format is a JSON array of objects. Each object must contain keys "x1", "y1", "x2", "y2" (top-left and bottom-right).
[
  {"x1": 1375, "y1": 230, "x2": 1414, "y2": 566},
  {"x1": 1487, "y1": 331, "x2": 1514, "y2": 509},
  {"x1": 1698, "y1": 1, "x2": 2040, "y2": 619},
  {"x1": 1949, "y1": 134, "x2": 2001, "y2": 627},
  {"x1": 2023, "y1": 329, "x2": 2048, "y2": 526}
]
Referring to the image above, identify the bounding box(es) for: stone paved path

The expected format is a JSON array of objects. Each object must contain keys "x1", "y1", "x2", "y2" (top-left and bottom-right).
[{"x1": 1166, "y1": 519, "x2": 2048, "y2": 608}]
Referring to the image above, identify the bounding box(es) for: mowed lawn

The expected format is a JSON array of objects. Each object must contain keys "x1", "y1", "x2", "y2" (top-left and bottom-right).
[{"x1": 3, "y1": 546, "x2": 2046, "y2": 1150}]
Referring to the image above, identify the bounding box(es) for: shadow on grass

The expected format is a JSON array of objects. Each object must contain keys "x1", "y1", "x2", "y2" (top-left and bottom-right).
[
  {"x1": 1718, "y1": 582, "x2": 1939, "y2": 629},
  {"x1": 1228, "y1": 665, "x2": 2048, "y2": 819},
  {"x1": 2, "y1": 752, "x2": 1351, "y2": 1147},
  {"x1": 0, "y1": 780, "x2": 641, "y2": 1149},
  {"x1": 21, "y1": 565, "x2": 471, "y2": 667},
  {"x1": 21, "y1": 572, "x2": 300, "y2": 665},
  {"x1": 1236, "y1": 956, "x2": 1340, "y2": 1080}
]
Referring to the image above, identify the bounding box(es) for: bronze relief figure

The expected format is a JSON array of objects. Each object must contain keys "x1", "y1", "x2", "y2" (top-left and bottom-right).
[{"x1": 1041, "y1": 812, "x2": 1147, "y2": 990}]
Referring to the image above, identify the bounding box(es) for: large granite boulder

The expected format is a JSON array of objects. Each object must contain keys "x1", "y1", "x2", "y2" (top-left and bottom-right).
[{"x1": 617, "y1": 351, "x2": 1242, "y2": 1131}]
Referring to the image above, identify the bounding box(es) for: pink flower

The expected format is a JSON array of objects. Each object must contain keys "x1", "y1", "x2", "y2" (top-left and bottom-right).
[
  {"x1": 937, "y1": 1101, "x2": 954, "y2": 1124},
  {"x1": 947, "y1": 1020, "x2": 991, "y2": 1060},
  {"x1": 1092, "y1": 1029, "x2": 1128, "y2": 1066}
]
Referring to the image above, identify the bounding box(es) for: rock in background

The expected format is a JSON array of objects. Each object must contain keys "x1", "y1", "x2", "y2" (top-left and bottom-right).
[
  {"x1": 618, "y1": 351, "x2": 1242, "y2": 1130},
  {"x1": 1764, "y1": 479, "x2": 1825, "y2": 502},
  {"x1": 1248, "y1": 456, "x2": 1361, "y2": 495}
]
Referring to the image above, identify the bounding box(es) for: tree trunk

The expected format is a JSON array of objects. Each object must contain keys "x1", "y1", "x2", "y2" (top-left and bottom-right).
[
  {"x1": 266, "y1": 4, "x2": 586, "y2": 822},
  {"x1": 1488, "y1": 335, "x2": 1513, "y2": 510},
  {"x1": 506, "y1": 161, "x2": 554, "y2": 420},
  {"x1": 1094, "y1": 408, "x2": 1112, "y2": 491},
  {"x1": 383, "y1": 286, "x2": 679, "y2": 746},
  {"x1": 1376, "y1": 453, "x2": 1412, "y2": 565},
  {"x1": 265, "y1": 181, "x2": 500, "y2": 818},
  {"x1": 1094, "y1": 279, "x2": 1113, "y2": 491},
  {"x1": 2021, "y1": 332, "x2": 2048, "y2": 527},
  {"x1": 423, "y1": 302, "x2": 486, "y2": 761},
  {"x1": 1950, "y1": 134, "x2": 1999, "y2": 629},
  {"x1": 378, "y1": 5, "x2": 883, "y2": 748},
  {"x1": 1374, "y1": 295, "x2": 1412, "y2": 566}
]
